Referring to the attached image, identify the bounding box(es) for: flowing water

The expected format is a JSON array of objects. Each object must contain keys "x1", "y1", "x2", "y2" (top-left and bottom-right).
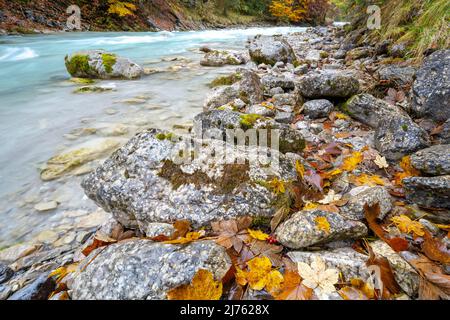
[{"x1": 0, "y1": 27, "x2": 307, "y2": 248}]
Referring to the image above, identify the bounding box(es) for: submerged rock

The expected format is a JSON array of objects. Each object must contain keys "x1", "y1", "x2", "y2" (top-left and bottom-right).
[
  {"x1": 41, "y1": 138, "x2": 125, "y2": 181},
  {"x1": 297, "y1": 70, "x2": 360, "y2": 98},
  {"x1": 65, "y1": 50, "x2": 144, "y2": 80},
  {"x1": 249, "y1": 35, "x2": 297, "y2": 66},
  {"x1": 70, "y1": 240, "x2": 231, "y2": 300},
  {"x1": 275, "y1": 210, "x2": 367, "y2": 249},
  {"x1": 403, "y1": 176, "x2": 450, "y2": 211},
  {"x1": 81, "y1": 128, "x2": 298, "y2": 230},
  {"x1": 410, "y1": 145, "x2": 450, "y2": 176},
  {"x1": 200, "y1": 50, "x2": 246, "y2": 66},
  {"x1": 411, "y1": 50, "x2": 450, "y2": 122},
  {"x1": 374, "y1": 116, "x2": 429, "y2": 161}
]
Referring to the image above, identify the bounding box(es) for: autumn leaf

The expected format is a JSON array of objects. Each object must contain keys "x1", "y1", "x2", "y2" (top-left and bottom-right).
[
  {"x1": 365, "y1": 241, "x2": 402, "y2": 298},
  {"x1": 167, "y1": 269, "x2": 223, "y2": 300},
  {"x1": 270, "y1": 207, "x2": 290, "y2": 232},
  {"x1": 211, "y1": 217, "x2": 252, "y2": 253},
  {"x1": 334, "y1": 112, "x2": 350, "y2": 120},
  {"x1": 391, "y1": 215, "x2": 425, "y2": 237},
  {"x1": 268, "y1": 178, "x2": 286, "y2": 194},
  {"x1": 297, "y1": 256, "x2": 339, "y2": 294},
  {"x1": 248, "y1": 229, "x2": 269, "y2": 241},
  {"x1": 164, "y1": 230, "x2": 205, "y2": 245},
  {"x1": 246, "y1": 240, "x2": 284, "y2": 267},
  {"x1": 374, "y1": 155, "x2": 389, "y2": 169},
  {"x1": 422, "y1": 231, "x2": 450, "y2": 264},
  {"x1": 275, "y1": 270, "x2": 313, "y2": 300},
  {"x1": 295, "y1": 160, "x2": 305, "y2": 179},
  {"x1": 49, "y1": 263, "x2": 79, "y2": 283},
  {"x1": 318, "y1": 189, "x2": 342, "y2": 204},
  {"x1": 350, "y1": 173, "x2": 386, "y2": 187},
  {"x1": 394, "y1": 156, "x2": 420, "y2": 185},
  {"x1": 237, "y1": 256, "x2": 284, "y2": 295},
  {"x1": 341, "y1": 151, "x2": 363, "y2": 171},
  {"x1": 315, "y1": 216, "x2": 331, "y2": 234},
  {"x1": 339, "y1": 286, "x2": 370, "y2": 300},
  {"x1": 304, "y1": 170, "x2": 323, "y2": 191}
]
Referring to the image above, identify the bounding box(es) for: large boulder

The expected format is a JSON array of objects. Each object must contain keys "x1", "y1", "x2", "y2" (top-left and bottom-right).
[
  {"x1": 297, "y1": 70, "x2": 360, "y2": 99},
  {"x1": 200, "y1": 50, "x2": 246, "y2": 67},
  {"x1": 374, "y1": 116, "x2": 429, "y2": 161},
  {"x1": 204, "y1": 69, "x2": 263, "y2": 110},
  {"x1": 70, "y1": 240, "x2": 231, "y2": 300},
  {"x1": 249, "y1": 35, "x2": 297, "y2": 66},
  {"x1": 65, "y1": 50, "x2": 144, "y2": 80},
  {"x1": 410, "y1": 144, "x2": 450, "y2": 176},
  {"x1": 274, "y1": 210, "x2": 367, "y2": 249},
  {"x1": 193, "y1": 110, "x2": 305, "y2": 154},
  {"x1": 403, "y1": 176, "x2": 450, "y2": 211},
  {"x1": 436, "y1": 119, "x2": 450, "y2": 144},
  {"x1": 411, "y1": 50, "x2": 450, "y2": 122},
  {"x1": 81, "y1": 128, "x2": 298, "y2": 231},
  {"x1": 344, "y1": 93, "x2": 406, "y2": 128}
]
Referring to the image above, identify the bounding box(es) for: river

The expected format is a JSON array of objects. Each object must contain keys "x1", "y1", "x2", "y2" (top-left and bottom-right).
[{"x1": 0, "y1": 27, "x2": 308, "y2": 248}]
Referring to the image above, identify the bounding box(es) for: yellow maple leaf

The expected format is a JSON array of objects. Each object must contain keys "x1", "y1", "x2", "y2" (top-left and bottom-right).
[
  {"x1": 341, "y1": 151, "x2": 363, "y2": 171},
  {"x1": 315, "y1": 216, "x2": 331, "y2": 233},
  {"x1": 335, "y1": 112, "x2": 349, "y2": 120},
  {"x1": 167, "y1": 269, "x2": 222, "y2": 300},
  {"x1": 391, "y1": 215, "x2": 425, "y2": 237},
  {"x1": 303, "y1": 202, "x2": 319, "y2": 211},
  {"x1": 350, "y1": 173, "x2": 386, "y2": 187},
  {"x1": 295, "y1": 160, "x2": 305, "y2": 179},
  {"x1": 164, "y1": 230, "x2": 205, "y2": 244},
  {"x1": 49, "y1": 263, "x2": 79, "y2": 283},
  {"x1": 394, "y1": 156, "x2": 420, "y2": 186},
  {"x1": 248, "y1": 229, "x2": 269, "y2": 241},
  {"x1": 268, "y1": 178, "x2": 286, "y2": 194},
  {"x1": 240, "y1": 257, "x2": 284, "y2": 295}
]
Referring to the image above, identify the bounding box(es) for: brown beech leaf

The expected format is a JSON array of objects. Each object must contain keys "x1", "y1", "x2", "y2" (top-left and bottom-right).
[
  {"x1": 270, "y1": 207, "x2": 290, "y2": 232},
  {"x1": 247, "y1": 239, "x2": 284, "y2": 267},
  {"x1": 211, "y1": 217, "x2": 252, "y2": 253},
  {"x1": 365, "y1": 241, "x2": 402, "y2": 298},
  {"x1": 81, "y1": 238, "x2": 110, "y2": 257},
  {"x1": 422, "y1": 231, "x2": 450, "y2": 264},
  {"x1": 404, "y1": 254, "x2": 450, "y2": 300},
  {"x1": 172, "y1": 220, "x2": 191, "y2": 239}
]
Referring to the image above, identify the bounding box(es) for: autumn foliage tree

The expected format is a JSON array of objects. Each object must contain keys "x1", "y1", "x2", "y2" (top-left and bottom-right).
[
  {"x1": 107, "y1": 0, "x2": 137, "y2": 17},
  {"x1": 270, "y1": 0, "x2": 330, "y2": 24}
]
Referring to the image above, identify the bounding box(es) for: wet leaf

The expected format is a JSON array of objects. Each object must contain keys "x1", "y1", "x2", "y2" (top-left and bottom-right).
[
  {"x1": 297, "y1": 256, "x2": 339, "y2": 294},
  {"x1": 270, "y1": 207, "x2": 290, "y2": 232},
  {"x1": 350, "y1": 173, "x2": 386, "y2": 186},
  {"x1": 247, "y1": 229, "x2": 269, "y2": 241},
  {"x1": 422, "y1": 231, "x2": 450, "y2": 264},
  {"x1": 164, "y1": 230, "x2": 205, "y2": 245},
  {"x1": 341, "y1": 151, "x2": 363, "y2": 171},
  {"x1": 391, "y1": 215, "x2": 425, "y2": 237},
  {"x1": 237, "y1": 256, "x2": 284, "y2": 295},
  {"x1": 275, "y1": 270, "x2": 313, "y2": 300},
  {"x1": 211, "y1": 217, "x2": 252, "y2": 253},
  {"x1": 167, "y1": 269, "x2": 223, "y2": 300},
  {"x1": 315, "y1": 216, "x2": 331, "y2": 233},
  {"x1": 374, "y1": 155, "x2": 389, "y2": 169}
]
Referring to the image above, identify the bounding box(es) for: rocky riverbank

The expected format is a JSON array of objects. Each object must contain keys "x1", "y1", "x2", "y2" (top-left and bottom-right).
[{"x1": 1, "y1": 25, "x2": 449, "y2": 300}]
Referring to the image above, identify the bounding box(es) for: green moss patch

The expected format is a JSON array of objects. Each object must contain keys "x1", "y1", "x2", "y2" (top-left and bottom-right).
[
  {"x1": 101, "y1": 53, "x2": 117, "y2": 74},
  {"x1": 66, "y1": 54, "x2": 91, "y2": 77},
  {"x1": 239, "y1": 114, "x2": 262, "y2": 130},
  {"x1": 159, "y1": 160, "x2": 250, "y2": 194},
  {"x1": 209, "y1": 72, "x2": 242, "y2": 88}
]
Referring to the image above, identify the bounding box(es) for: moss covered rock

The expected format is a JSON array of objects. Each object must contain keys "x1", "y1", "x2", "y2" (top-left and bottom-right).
[{"x1": 65, "y1": 50, "x2": 144, "y2": 80}]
